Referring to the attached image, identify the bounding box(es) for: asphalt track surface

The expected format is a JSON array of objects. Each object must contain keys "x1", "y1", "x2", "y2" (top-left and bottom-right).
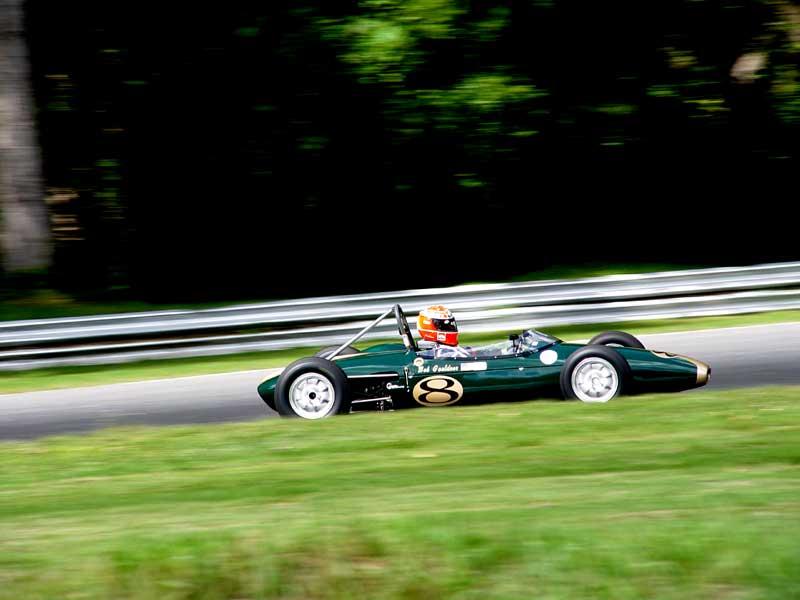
[{"x1": 0, "y1": 322, "x2": 798, "y2": 441}]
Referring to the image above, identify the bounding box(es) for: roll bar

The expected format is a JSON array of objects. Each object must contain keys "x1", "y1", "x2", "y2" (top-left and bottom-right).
[{"x1": 325, "y1": 306, "x2": 395, "y2": 360}]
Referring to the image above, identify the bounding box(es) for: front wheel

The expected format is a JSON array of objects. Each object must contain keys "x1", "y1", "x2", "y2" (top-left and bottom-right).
[
  {"x1": 560, "y1": 346, "x2": 630, "y2": 403},
  {"x1": 274, "y1": 357, "x2": 351, "y2": 418}
]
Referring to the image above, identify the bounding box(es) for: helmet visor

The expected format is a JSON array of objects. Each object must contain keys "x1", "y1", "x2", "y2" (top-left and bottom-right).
[{"x1": 432, "y1": 317, "x2": 458, "y2": 332}]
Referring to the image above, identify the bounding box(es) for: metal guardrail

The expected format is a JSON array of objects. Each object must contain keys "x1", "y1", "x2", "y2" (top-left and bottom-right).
[{"x1": 1, "y1": 261, "x2": 799, "y2": 370}]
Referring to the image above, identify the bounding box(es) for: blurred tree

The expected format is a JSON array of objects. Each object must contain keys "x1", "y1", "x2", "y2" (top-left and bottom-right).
[
  {"x1": 20, "y1": 0, "x2": 800, "y2": 299},
  {"x1": 0, "y1": 0, "x2": 50, "y2": 273}
]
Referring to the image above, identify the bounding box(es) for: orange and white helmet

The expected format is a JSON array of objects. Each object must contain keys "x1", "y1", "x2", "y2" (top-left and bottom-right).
[{"x1": 417, "y1": 305, "x2": 459, "y2": 346}]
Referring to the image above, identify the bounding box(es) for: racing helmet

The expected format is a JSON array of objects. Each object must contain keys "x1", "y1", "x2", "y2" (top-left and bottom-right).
[{"x1": 417, "y1": 305, "x2": 459, "y2": 346}]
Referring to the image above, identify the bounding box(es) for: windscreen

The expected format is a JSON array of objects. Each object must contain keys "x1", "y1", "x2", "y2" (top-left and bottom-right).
[{"x1": 519, "y1": 329, "x2": 560, "y2": 350}]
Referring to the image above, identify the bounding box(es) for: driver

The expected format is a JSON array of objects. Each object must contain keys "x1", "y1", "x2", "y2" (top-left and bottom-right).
[{"x1": 417, "y1": 305, "x2": 472, "y2": 359}]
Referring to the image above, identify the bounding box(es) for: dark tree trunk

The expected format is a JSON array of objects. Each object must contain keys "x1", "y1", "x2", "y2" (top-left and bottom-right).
[{"x1": 0, "y1": 0, "x2": 50, "y2": 273}]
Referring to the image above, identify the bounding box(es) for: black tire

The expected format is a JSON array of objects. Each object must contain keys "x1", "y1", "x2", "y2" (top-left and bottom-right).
[
  {"x1": 560, "y1": 345, "x2": 631, "y2": 402},
  {"x1": 274, "y1": 357, "x2": 351, "y2": 418},
  {"x1": 588, "y1": 330, "x2": 645, "y2": 349},
  {"x1": 314, "y1": 345, "x2": 360, "y2": 359}
]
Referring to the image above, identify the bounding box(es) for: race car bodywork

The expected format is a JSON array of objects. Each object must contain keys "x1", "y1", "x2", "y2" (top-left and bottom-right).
[{"x1": 257, "y1": 304, "x2": 710, "y2": 418}]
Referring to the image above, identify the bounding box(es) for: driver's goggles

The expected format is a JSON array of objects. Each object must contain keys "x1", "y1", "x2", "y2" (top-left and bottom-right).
[{"x1": 431, "y1": 317, "x2": 457, "y2": 332}]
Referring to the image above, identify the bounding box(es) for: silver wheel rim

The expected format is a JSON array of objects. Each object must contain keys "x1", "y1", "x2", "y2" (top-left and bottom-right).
[
  {"x1": 571, "y1": 357, "x2": 619, "y2": 403},
  {"x1": 288, "y1": 372, "x2": 336, "y2": 419}
]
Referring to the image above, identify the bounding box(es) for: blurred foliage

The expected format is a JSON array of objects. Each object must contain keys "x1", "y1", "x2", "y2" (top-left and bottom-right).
[
  {"x1": 24, "y1": 0, "x2": 800, "y2": 299},
  {"x1": 337, "y1": 0, "x2": 465, "y2": 84}
]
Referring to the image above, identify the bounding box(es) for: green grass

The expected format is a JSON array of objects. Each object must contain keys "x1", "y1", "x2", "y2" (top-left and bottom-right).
[
  {"x1": 0, "y1": 289, "x2": 236, "y2": 322},
  {"x1": 0, "y1": 347, "x2": 314, "y2": 395},
  {"x1": 505, "y1": 262, "x2": 704, "y2": 283},
  {"x1": 1, "y1": 386, "x2": 798, "y2": 599},
  {"x1": 543, "y1": 308, "x2": 800, "y2": 340},
  {"x1": 0, "y1": 263, "x2": 697, "y2": 322},
  {"x1": 1, "y1": 309, "x2": 798, "y2": 395}
]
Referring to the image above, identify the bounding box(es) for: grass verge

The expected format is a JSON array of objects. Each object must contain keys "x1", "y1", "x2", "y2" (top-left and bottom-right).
[
  {"x1": 0, "y1": 289, "x2": 234, "y2": 322},
  {"x1": 0, "y1": 264, "x2": 697, "y2": 322},
  {"x1": 505, "y1": 262, "x2": 704, "y2": 283},
  {"x1": 0, "y1": 386, "x2": 798, "y2": 598},
  {"x1": 1, "y1": 309, "x2": 798, "y2": 395}
]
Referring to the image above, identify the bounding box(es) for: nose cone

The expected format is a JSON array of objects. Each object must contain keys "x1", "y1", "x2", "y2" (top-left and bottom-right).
[
  {"x1": 692, "y1": 359, "x2": 711, "y2": 386},
  {"x1": 669, "y1": 354, "x2": 711, "y2": 387}
]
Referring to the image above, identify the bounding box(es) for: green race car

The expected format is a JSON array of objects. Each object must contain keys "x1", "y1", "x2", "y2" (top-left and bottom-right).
[{"x1": 257, "y1": 304, "x2": 710, "y2": 419}]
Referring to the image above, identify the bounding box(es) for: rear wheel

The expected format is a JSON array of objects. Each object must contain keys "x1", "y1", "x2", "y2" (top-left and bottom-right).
[
  {"x1": 275, "y1": 357, "x2": 351, "y2": 418},
  {"x1": 315, "y1": 345, "x2": 360, "y2": 359},
  {"x1": 560, "y1": 346, "x2": 630, "y2": 403},
  {"x1": 588, "y1": 331, "x2": 645, "y2": 349}
]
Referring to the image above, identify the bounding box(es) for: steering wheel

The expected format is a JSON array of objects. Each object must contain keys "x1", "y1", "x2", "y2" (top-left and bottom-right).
[{"x1": 394, "y1": 304, "x2": 419, "y2": 352}]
